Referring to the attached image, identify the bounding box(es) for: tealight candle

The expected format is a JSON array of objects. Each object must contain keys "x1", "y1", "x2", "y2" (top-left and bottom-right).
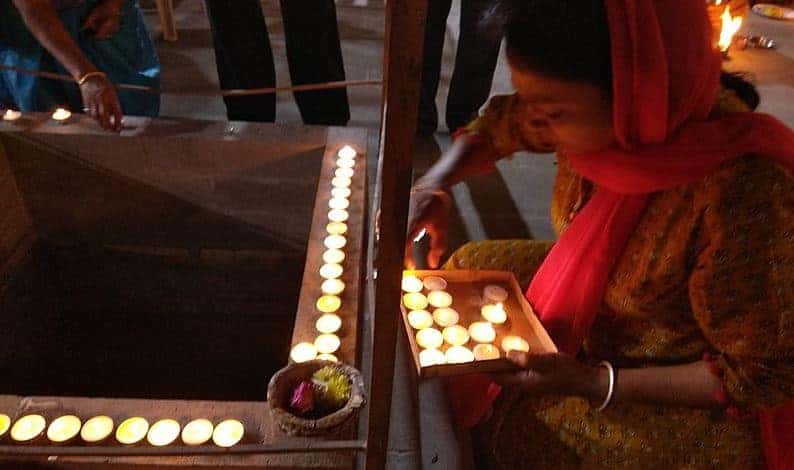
[
  {"x1": 501, "y1": 335, "x2": 530, "y2": 354},
  {"x1": 473, "y1": 343, "x2": 501, "y2": 361},
  {"x1": 116, "y1": 417, "x2": 149, "y2": 445},
  {"x1": 47, "y1": 415, "x2": 81, "y2": 443},
  {"x1": 445, "y1": 345, "x2": 475, "y2": 364},
  {"x1": 321, "y1": 278, "x2": 345, "y2": 295},
  {"x1": 80, "y1": 416, "x2": 114, "y2": 443},
  {"x1": 315, "y1": 333, "x2": 341, "y2": 354},
  {"x1": 316, "y1": 313, "x2": 342, "y2": 334},
  {"x1": 212, "y1": 419, "x2": 244, "y2": 447},
  {"x1": 51, "y1": 107, "x2": 72, "y2": 122},
  {"x1": 290, "y1": 342, "x2": 318, "y2": 362},
  {"x1": 0, "y1": 414, "x2": 10, "y2": 439},
  {"x1": 422, "y1": 276, "x2": 448, "y2": 291},
  {"x1": 481, "y1": 303, "x2": 507, "y2": 324},
  {"x1": 323, "y1": 248, "x2": 346, "y2": 264},
  {"x1": 484, "y1": 285, "x2": 509, "y2": 303},
  {"x1": 329, "y1": 197, "x2": 350, "y2": 210},
  {"x1": 402, "y1": 292, "x2": 428, "y2": 310},
  {"x1": 432, "y1": 307, "x2": 459, "y2": 327},
  {"x1": 336, "y1": 157, "x2": 355, "y2": 169},
  {"x1": 416, "y1": 328, "x2": 443, "y2": 349},
  {"x1": 2, "y1": 109, "x2": 22, "y2": 121},
  {"x1": 10, "y1": 415, "x2": 46, "y2": 443},
  {"x1": 331, "y1": 187, "x2": 351, "y2": 199},
  {"x1": 147, "y1": 419, "x2": 181, "y2": 446},
  {"x1": 181, "y1": 419, "x2": 213, "y2": 446},
  {"x1": 320, "y1": 263, "x2": 344, "y2": 279},
  {"x1": 326, "y1": 221, "x2": 348, "y2": 235},
  {"x1": 328, "y1": 209, "x2": 349, "y2": 223},
  {"x1": 407, "y1": 310, "x2": 433, "y2": 330},
  {"x1": 419, "y1": 348, "x2": 446, "y2": 367},
  {"x1": 337, "y1": 145, "x2": 357, "y2": 160},
  {"x1": 468, "y1": 321, "x2": 497, "y2": 343},
  {"x1": 401, "y1": 274, "x2": 424, "y2": 293},
  {"x1": 335, "y1": 167, "x2": 354, "y2": 179},
  {"x1": 316, "y1": 295, "x2": 342, "y2": 313},
  {"x1": 332, "y1": 176, "x2": 351, "y2": 188},
  {"x1": 324, "y1": 235, "x2": 347, "y2": 250},
  {"x1": 317, "y1": 353, "x2": 339, "y2": 362},
  {"x1": 427, "y1": 290, "x2": 453, "y2": 308},
  {"x1": 442, "y1": 325, "x2": 470, "y2": 346}
]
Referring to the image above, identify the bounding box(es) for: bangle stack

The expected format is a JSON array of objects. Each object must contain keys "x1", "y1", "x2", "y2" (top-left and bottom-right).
[
  {"x1": 77, "y1": 71, "x2": 107, "y2": 86},
  {"x1": 596, "y1": 360, "x2": 616, "y2": 411}
]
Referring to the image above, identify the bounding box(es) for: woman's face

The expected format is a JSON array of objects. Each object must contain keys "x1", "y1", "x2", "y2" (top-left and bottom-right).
[{"x1": 509, "y1": 58, "x2": 616, "y2": 154}]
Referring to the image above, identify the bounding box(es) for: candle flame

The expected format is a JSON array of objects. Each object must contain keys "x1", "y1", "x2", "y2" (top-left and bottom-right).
[{"x1": 719, "y1": 7, "x2": 743, "y2": 52}]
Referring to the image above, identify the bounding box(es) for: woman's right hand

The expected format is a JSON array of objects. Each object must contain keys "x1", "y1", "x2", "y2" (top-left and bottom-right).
[
  {"x1": 404, "y1": 180, "x2": 453, "y2": 269},
  {"x1": 79, "y1": 73, "x2": 122, "y2": 132}
]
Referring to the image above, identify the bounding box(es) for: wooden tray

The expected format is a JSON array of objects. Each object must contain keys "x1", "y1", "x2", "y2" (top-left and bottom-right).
[{"x1": 401, "y1": 270, "x2": 557, "y2": 378}]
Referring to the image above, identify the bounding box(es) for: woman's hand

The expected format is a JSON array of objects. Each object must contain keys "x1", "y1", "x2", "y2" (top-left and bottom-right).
[
  {"x1": 493, "y1": 350, "x2": 608, "y2": 399},
  {"x1": 82, "y1": 0, "x2": 124, "y2": 40},
  {"x1": 404, "y1": 179, "x2": 453, "y2": 269},
  {"x1": 80, "y1": 73, "x2": 122, "y2": 132}
]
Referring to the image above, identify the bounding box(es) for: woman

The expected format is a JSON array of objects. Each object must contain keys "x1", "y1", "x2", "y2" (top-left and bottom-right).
[
  {"x1": 406, "y1": 0, "x2": 793, "y2": 468},
  {"x1": 0, "y1": 0, "x2": 160, "y2": 131}
]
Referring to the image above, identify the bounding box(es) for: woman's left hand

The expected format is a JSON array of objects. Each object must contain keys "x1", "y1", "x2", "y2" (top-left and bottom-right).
[
  {"x1": 493, "y1": 351, "x2": 608, "y2": 399},
  {"x1": 82, "y1": 0, "x2": 124, "y2": 40}
]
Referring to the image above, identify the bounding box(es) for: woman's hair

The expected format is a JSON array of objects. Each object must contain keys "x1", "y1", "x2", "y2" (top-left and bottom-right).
[{"x1": 483, "y1": 0, "x2": 760, "y2": 110}]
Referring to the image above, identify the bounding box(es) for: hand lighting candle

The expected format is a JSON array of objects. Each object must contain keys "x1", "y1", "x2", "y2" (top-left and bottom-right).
[
  {"x1": 147, "y1": 419, "x2": 181, "y2": 446},
  {"x1": 10, "y1": 415, "x2": 46, "y2": 443},
  {"x1": 212, "y1": 419, "x2": 244, "y2": 447},
  {"x1": 80, "y1": 416, "x2": 114, "y2": 444},
  {"x1": 116, "y1": 417, "x2": 149, "y2": 445},
  {"x1": 47, "y1": 415, "x2": 82, "y2": 444},
  {"x1": 416, "y1": 328, "x2": 443, "y2": 349},
  {"x1": 181, "y1": 419, "x2": 213, "y2": 446}
]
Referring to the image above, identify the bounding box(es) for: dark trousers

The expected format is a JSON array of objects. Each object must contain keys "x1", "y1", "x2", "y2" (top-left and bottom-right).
[
  {"x1": 204, "y1": 0, "x2": 350, "y2": 125},
  {"x1": 418, "y1": 0, "x2": 501, "y2": 135}
]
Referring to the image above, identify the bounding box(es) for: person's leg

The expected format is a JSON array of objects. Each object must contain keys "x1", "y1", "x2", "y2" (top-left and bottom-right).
[
  {"x1": 204, "y1": 0, "x2": 275, "y2": 122},
  {"x1": 280, "y1": 0, "x2": 349, "y2": 126},
  {"x1": 417, "y1": 0, "x2": 453, "y2": 136},
  {"x1": 445, "y1": 0, "x2": 501, "y2": 132}
]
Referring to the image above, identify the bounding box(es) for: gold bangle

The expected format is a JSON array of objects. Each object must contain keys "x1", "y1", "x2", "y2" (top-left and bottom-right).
[{"x1": 77, "y1": 71, "x2": 107, "y2": 86}]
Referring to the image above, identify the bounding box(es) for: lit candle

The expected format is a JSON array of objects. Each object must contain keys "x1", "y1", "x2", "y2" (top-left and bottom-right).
[
  {"x1": 316, "y1": 313, "x2": 342, "y2": 334},
  {"x1": 315, "y1": 333, "x2": 341, "y2": 354},
  {"x1": 336, "y1": 158, "x2": 355, "y2": 169},
  {"x1": 331, "y1": 187, "x2": 351, "y2": 199},
  {"x1": 337, "y1": 145, "x2": 357, "y2": 160},
  {"x1": 212, "y1": 419, "x2": 244, "y2": 447},
  {"x1": 290, "y1": 342, "x2": 318, "y2": 362},
  {"x1": 116, "y1": 417, "x2": 149, "y2": 445},
  {"x1": 501, "y1": 335, "x2": 530, "y2": 354},
  {"x1": 442, "y1": 325, "x2": 470, "y2": 346},
  {"x1": 317, "y1": 353, "x2": 339, "y2": 362},
  {"x1": 427, "y1": 290, "x2": 453, "y2": 308},
  {"x1": 147, "y1": 419, "x2": 181, "y2": 447},
  {"x1": 422, "y1": 276, "x2": 448, "y2": 291},
  {"x1": 2, "y1": 109, "x2": 22, "y2": 121},
  {"x1": 407, "y1": 310, "x2": 433, "y2": 330},
  {"x1": 181, "y1": 419, "x2": 213, "y2": 446},
  {"x1": 468, "y1": 321, "x2": 496, "y2": 343},
  {"x1": 445, "y1": 346, "x2": 474, "y2": 364},
  {"x1": 0, "y1": 414, "x2": 9, "y2": 439},
  {"x1": 473, "y1": 343, "x2": 501, "y2": 361},
  {"x1": 80, "y1": 415, "x2": 114, "y2": 443},
  {"x1": 416, "y1": 328, "x2": 443, "y2": 349},
  {"x1": 326, "y1": 221, "x2": 348, "y2": 235},
  {"x1": 47, "y1": 415, "x2": 82, "y2": 444},
  {"x1": 432, "y1": 307, "x2": 459, "y2": 327},
  {"x1": 51, "y1": 107, "x2": 72, "y2": 122},
  {"x1": 10, "y1": 415, "x2": 46, "y2": 443},
  {"x1": 324, "y1": 234, "x2": 347, "y2": 250},
  {"x1": 481, "y1": 303, "x2": 507, "y2": 324},
  {"x1": 328, "y1": 209, "x2": 350, "y2": 223},
  {"x1": 335, "y1": 167, "x2": 354, "y2": 179},
  {"x1": 484, "y1": 285, "x2": 509, "y2": 303},
  {"x1": 323, "y1": 248, "x2": 346, "y2": 264},
  {"x1": 419, "y1": 348, "x2": 446, "y2": 367},
  {"x1": 329, "y1": 197, "x2": 350, "y2": 211},
  {"x1": 319, "y1": 263, "x2": 344, "y2": 279},
  {"x1": 316, "y1": 295, "x2": 342, "y2": 313},
  {"x1": 401, "y1": 274, "x2": 424, "y2": 293},
  {"x1": 402, "y1": 292, "x2": 428, "y2": 310},
  {"x1": 332, "y1": 176, "x2": 352, "y2": 188},
  {"x1": 321, "y1": 278, "x2": 345, "y2": 295}
]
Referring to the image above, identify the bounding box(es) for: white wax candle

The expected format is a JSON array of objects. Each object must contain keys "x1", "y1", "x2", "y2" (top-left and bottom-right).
[
  {"x1": 332, "y1": 176, "x2": 352, "y2": 188},
  {"x1": 181, "y1": 419, "x2": 214, "y2": 446},
  {"x1": 316, "y1": 313, "x2": 342, "y2": 334},
  {"x1": 315, "y1": 333, "x2": 341, "y2": 354},
  {"x1": 317, "y1": 353, "x2": 339, "y2": 362},
  {"x1": 331, "y1": 187, "x2": 351, "y2": 199},
  {"x1": 336, "y1": 158, "x2": 355, "y2": 169},
  {"x1": 432, "y1": 307, "x2": 459, "y2": 327},
  {"x1": 2, "y1": 109, "x2": 21, "y2": 121},
  {"x1": 419, "y1": 348, "x2": 446, "y2": 367},
  {"x1": 321, "y1": 278, "x2": 345, "y2": 295},
  {"x1": 329, "y1": 197, "x2": 350, "y2": 210},
  {"x1": 326, "y1": 221, "x2": 348, "y2": 235},
  {"x1": 422, "y1": 276, "x2": 448, "y2": 291},
  {"x1": 415, "y1": 328, "x2": 443, "y2": 349},
  {"x1": 290, "y1": 342, "x2": 318, "y2": 362},
  {"x1": 401, "y1": 274, "x2": 424, "y2": 293},
  {"x1": 442, "y1": 325, "x2": 470, "y2": 346},
  {"x1": 323, "y1": 248, "x2": 346, "y2": 265},
  {"x1": 481, "y1": 303, "x2": 507, "y2": 324},
  {"x1": 402, "y1": 292, "x2": 428, "y2": 310},
  {"x1": 335, "y1": 167, "x2": 354, "y2": 179},
  {"x1": 328, "y1": 209, "x2": 350, "y2": 223},
  {"x1": 0, "y1": 414, "x2": 10, "y2": 439},
  {"x1": 316, "y1": 295, "x2": 342, "y2": 313},
  {"x1": 147, "y1": 419, "x2": 181, "y2": 446},
  {"x1": 320, "y1": 263, "x2": 344, "y2": 279},
  {"x1": 116, "y1": 417, "x2": 149, "y2": 445},
  {"x1": 337, "y1": 145, "x2": 357, "y2": 160},
  {"x1": 47, "y1": 415, "x2": 82, "y2": 443},
  {"x1": 427, "y1": 290, "x2": 453, "y2": 308},
  {"x1": 468, "y1": 321, "x2": 496, "y2": 343},
  {"x1": 51, "y1": 107, "x2": 72, "y2": 122},
  {"x1": 473, "y1": 344, "x2": 501, "y2": 361},
  {"x1": 10, "y1": 415, "x2": 46, "y2": 443},
  {"x1": 407, "y1": 310, "x2": 433, "y2": 330},
  {"x1": 212, "y1": 419, "x2": 244, "y2": 447},
  {"x1": 501, "y1": 335, "x2": 530, "y2": 353},
  {"x1": 484, "y1": 285, "x2": 509, "y2": 303},
  {"x1": 445, "y1": 346, "x2": 474, "y2": 364},
  {"x1": 324, "y1": 235, "x2": 347, "y2": 250},
  {"x1": 81, "y1": 416, "x2": 114, "y2": 443}
]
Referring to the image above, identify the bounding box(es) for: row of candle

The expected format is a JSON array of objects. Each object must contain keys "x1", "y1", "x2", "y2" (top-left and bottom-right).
[
  {"x1": 0, "y1": 413, "x2": 243, "y2": 447},
  {"x1": 290, "y1": 145, "x2": 359, "y2": 364}
]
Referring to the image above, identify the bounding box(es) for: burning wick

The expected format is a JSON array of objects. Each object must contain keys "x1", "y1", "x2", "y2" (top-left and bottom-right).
[{"x1": 719, "y1": 6, "x2": 743, "y2": 53}]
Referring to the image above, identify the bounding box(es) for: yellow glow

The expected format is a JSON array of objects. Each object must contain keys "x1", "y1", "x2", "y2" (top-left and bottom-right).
[
  {"x1": 0, "y1": 414, "x2": 10, "y2": 439},
  {"x1": 401, "y1": 274, "x2": 424, "y2": 293},
  {"x1": 328, "y1": 208, "x2": 350, "y2": 223},
  {"x1": 332, "y1": 176, "x2": 352, "y2": 188},
  {"x1": 316, "y1": 295, "x2": 342, "y2": 313},
  {"x1": 324, "y1": 235, "x2": 347, "y2": 250},
  {"x1": 443, "y1": 325, "x2": 470, "y2": 346},
  {"x1": 501, "y1": 336, "x2": 530, "y2": 354},
  {"x1": 416, "y1": 328, "x2": 443, "y2": 349},
  {"x1": 329, "y1": 197, "x2": 350, "y2": 210},
  {"x1": 290, "y1": 342, "x2": 318, "y2": 362},
  {"x1": 317, "y1": 353, "x2": 339, "y2": 362},
  {"x1": 419, "y1": 348, "x2": 446, "y2": 367},
  {"x1": 321, "y1": 278, "x2": 345, "y2": 296},
  {"x1": 432, "y1": 307, "x2": 459, "y2": 327},
  {"x1": 719, "y1": 7, "x2": 743, "y2": 52},
  {"x1": 484, "y1": 285, "x2": 509, "y2": 303},
  {"x1": 212, "y1": 419, "x2": 244, "y2": 447},
  {"x1": 181, "y1": 419, "x2": 213, "y2": 446},
  {"x1": 473, "y1": 343, "x2": 501, "y2": 361},
  {"x1": 445, "y1": 346, "x2": 474, "y2": 364},
  {"x1": 427, "y1": 290, "x2": 453, "y2": 308},
  {"x1": 320, "y1": 263, "x2": 344, "y2": 279},
  {"x1": 468, "y1": 321, "x2": 497, "y2": 343},
  {"x1": 2, "y1": 109, "x2": 22, "y2": 121},
  {"x1": 47, "y1": 415, "x2": 81, "y2": 443},
  {"x1": 10, "y1": 415, "x2": 46, "y2": 442},
  {"x1": 402, "y1": 292, "x2": 428, "y2": 310},
  {"x1": 335, "y1": 167, "x2": 354, "y2": 179},
  {"x1": 326, "y1": 221, "x2": 348, "y2": 235},
  {"x1": 116, "y1": 417, "x2": 149, "y2": 445},
  {"x1": 337, "y1": 145, "x2": 357, "y2": 160},
  {"x1": 331, "y1": 187, "x2": 351, "y2": 199},
  {"x1": 481, "y1": 303, "x2": 507, "y2": 324},
  {"x1": 80, "y1": 415, "x2": 114, "y2": 443},
  {"x1": 407, "y1": 310, "x2": 434, "y2": 330},
  {"x1": 322, "y1": 248, "x2": 346, "y2": 265},
  {"x1": 336, "y1": 157, "x2": 355, "y2": 169},
  {"x1": 422, "y1": 276, "x2": 447, "y2": 291},
  {"x1": 315, "y1": 333, "x2": 341, "y2": 354},
  {"x1": 316, "y1": 313, "x2": 342, "y2": 334},
  {"x1": 147, "y1": 419, "x2": 181, "y2": 447},
  {"x1": 51, "y1": 107, "x2": 72, "y2": 121}
]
